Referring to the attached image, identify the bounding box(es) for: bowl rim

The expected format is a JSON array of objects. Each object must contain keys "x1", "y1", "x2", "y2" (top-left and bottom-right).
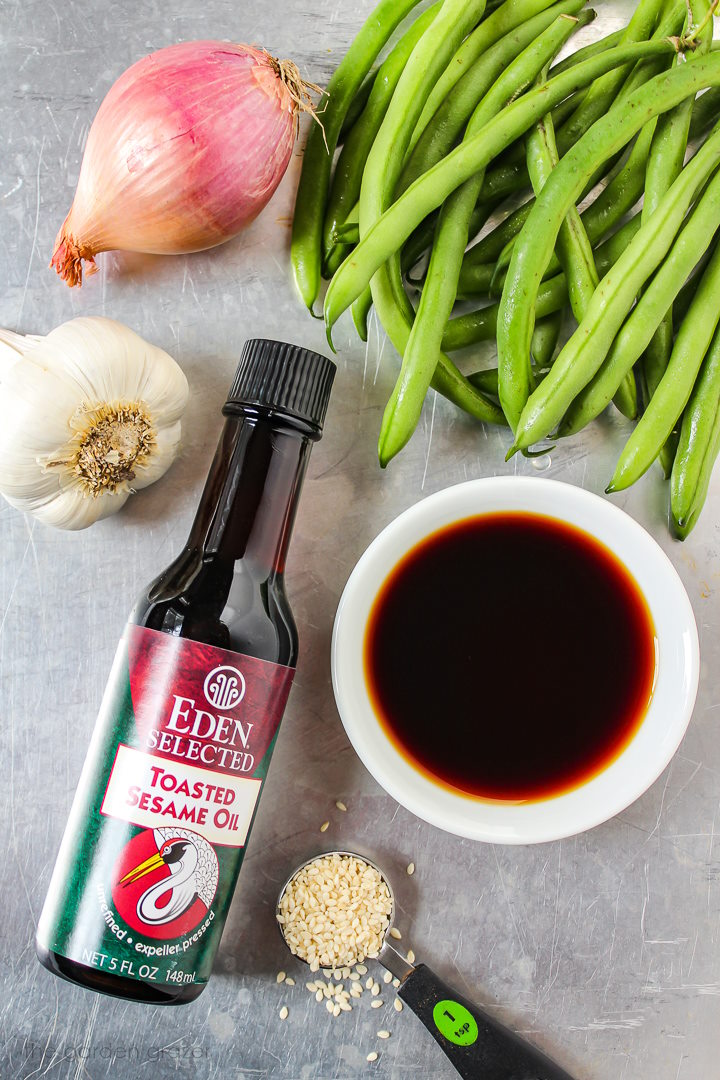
[{"x1": 330, "y1": 477, "x2": 700, "y2": 845}]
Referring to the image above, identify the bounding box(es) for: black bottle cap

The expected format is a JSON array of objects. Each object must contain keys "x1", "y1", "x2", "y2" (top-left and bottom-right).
[{"x1": 225, "y1": 339, "x2": 335, "y2": 432}]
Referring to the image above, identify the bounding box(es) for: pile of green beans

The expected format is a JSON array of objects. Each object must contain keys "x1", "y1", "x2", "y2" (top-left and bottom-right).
[{"x1": 291, "y1": 0, "x2": 720, "y2": 538}]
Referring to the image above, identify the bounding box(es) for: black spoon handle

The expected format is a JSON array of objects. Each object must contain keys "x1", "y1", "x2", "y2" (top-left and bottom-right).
[{"x1": 398, "y1": 963, "x2": 576, "y2": 1080}]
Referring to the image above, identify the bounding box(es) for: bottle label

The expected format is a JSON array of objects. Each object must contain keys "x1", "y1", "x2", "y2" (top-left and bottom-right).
[{"x1": 37, "y1": 625, "x2": 294, "y2": 991}]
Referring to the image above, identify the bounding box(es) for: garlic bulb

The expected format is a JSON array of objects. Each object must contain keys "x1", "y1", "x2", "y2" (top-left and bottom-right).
[{"x1": 0, "y1": 317, "x2": 189, "y2": 529}]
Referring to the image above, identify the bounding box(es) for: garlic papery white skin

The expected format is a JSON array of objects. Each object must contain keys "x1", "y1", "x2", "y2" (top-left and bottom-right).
[{"x1": 0, "y1": 316, "x2": 189, "y2": 530}]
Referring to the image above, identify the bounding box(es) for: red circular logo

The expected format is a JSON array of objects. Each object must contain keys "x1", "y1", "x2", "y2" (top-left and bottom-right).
[{"x1": 111, "y1": 827, "x2": 219, "y2": 940}]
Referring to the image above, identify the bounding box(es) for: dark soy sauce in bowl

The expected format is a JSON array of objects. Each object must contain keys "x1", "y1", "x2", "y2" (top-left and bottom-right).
[{"x1": 364, "y1": 513, "x2": 657, "y2": 802}]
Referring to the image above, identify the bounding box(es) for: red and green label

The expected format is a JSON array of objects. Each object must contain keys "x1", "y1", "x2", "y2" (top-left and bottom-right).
[{"x1": 37, "y1": 625, "x2": 294, "y2": 989}]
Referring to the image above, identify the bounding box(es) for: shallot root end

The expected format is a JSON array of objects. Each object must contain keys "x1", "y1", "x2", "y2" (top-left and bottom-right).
[{"x1": 50, "y1": 229, "x2": 98, "y2": 288}]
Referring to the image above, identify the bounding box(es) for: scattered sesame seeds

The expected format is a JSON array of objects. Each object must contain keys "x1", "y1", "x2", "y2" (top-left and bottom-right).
[
  {"x1": 333, "y1": 1003, "x2": 341, "y2": 1017},
  {"x1": 406, "y1": 862, "x2": 415, "y2": 876},
  {"x1": 367, "y1": 1052, "x2": 378, "y2": 1062},
  {"x1": 342, "y1": 966, "x2": 351, "y2": 979},
  {"x1": 366, "y1": 977, "x2": 374, "y2": 990},
  {"x1": 276, "y1": 971, "x2": 286, "y2": 983},
  {"x1": 336, "y1": 800, "x2": 347, "y2": 812},
  {"x1": 383, "y1": 971, "x2": 392, "y2": 984},
  {"x1": 306, "y1": 982, "x2": 317, "y2": 993},
  {"x1": 326, "y1": 999, "x2": 334, "y2": 1014},
  {"x1": 392, "y1": 978, "x2": 400, "y2": 989},
  {"x1": 371, "y1": 983, "x2": 380, "y2": 997},
  {"x1": 377, "y1": 1029, "x2": 391, "y2": 1039},
  {"x1": 315, "y1": 989, "x2": 323, "y2": 1003},
  {"x1": 279, "y1": 1006, "x2": 289, "y2": 1020},
  {"x1": 277, "y1": 854, "x2": 392, "y2": 969},
  {"x1": 406, "y1": 949, "x2": 416, "y2": 965},
  {"x1": 334, "y1": 970, "x2": 342, "y2": 981},
  {"x1": 394, "y1": 999, "x2": 403, "y2": 1012},
  {"x1": 390, "y1": 928, "x2": 402, "y2": 940},
  {"x1": 285, "y1": 977, "x2": 295, "y2": 986},
  {"x1": 320, "y1": 821, "x2": 330, "y2": 833},
  {"x1": 371, "y1": 999, "x2": 383, "y2": 1009},
  {"x1": 356, "y1": 964, "x2": 368, "y2": 975}
]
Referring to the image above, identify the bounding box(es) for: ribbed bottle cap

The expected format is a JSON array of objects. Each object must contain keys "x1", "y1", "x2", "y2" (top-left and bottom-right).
[{"x1": 225, "y1": 339, "x2": 335, "y2": 431}]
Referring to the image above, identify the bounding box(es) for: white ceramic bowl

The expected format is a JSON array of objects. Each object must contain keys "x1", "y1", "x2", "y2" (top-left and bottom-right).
[{"x1": 331, "y1": 477, "x2": 699, "y2": 845}]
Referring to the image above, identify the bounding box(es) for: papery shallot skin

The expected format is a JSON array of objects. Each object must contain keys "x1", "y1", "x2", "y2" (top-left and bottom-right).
[{"x1": 52, "y1": 42, "x2": 298, "y2": 285}]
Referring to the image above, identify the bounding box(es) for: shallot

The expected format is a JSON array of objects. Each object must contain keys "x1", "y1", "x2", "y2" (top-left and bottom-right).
[{"x1": 52, "y1": 41, "x2": 319, "y2": 286}]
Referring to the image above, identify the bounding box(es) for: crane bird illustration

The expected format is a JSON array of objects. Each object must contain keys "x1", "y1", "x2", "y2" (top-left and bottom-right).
[{"x1": 119, "y1": 827, "x2": 218, "y2": 926}]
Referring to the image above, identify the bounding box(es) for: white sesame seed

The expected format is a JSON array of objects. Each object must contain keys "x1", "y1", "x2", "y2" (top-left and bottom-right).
[
  {"x1": 371, "y1": 999, "x2": 383, "y2": 1009},
  {"x1": 350, "y1": 972, "x2": 361, "y2": 982},
  {"x1": 315, "y1": 989, "x2": 323, "y2": 1003},
  {"x1": 322, "y1": 969, "x2": 332, "y2": 977},
  {"x1": 334, "y1": 969, "x2": 342, "y2": 980},
  {"x1": 320, "y1": 821, "x2": 330, "y2": 833},
  {"x1": 306, "y1": 982, "x2": 317, "y2": 993},
  {"x1": 285, "y1": 977, "x2": 295, "y2": 987},
  {"x1": 407, "y1": 949, "x2": 415, "y2": 964},
  {"x1": 394, "y1": 999, "x2": 403, "y2": 1012},
  {"x1": 392, "y1": 978, "x2": 400, "y2": 988},
  {"x1": 339, "y1": 1000, "x2": 352, "y2": 1012},
  {"x1": 350, "y1": 986, "x2": 362, "y2": 998},
  {"x1": 276, "y1": 971, "x2": 286, "y2": 983},
  {"x1": 371, "y1": 983, "x2": 380, "y2": 996},
  {"x1": 279, "y1": 1006, "x2": 288, "y2": 1020},
  {"x1": 383, "y1": 971, "x2": 392, "y2": 984},
  {"x1": 377, "y1": 1029, "x2": 391, "y2": 1039},
  {"x1": 333, "y1": 1003, "x2": 341, "y2": 1017},
  {"x1": 336, "y1": 800, "x2": 347, "y2": 812},
  {"x1": 276, "y1": 855, "x2": 392, "y2": 970},
  {"x1": 326, "y1": 999, "x2": 334, "y2": 1014},
  {"x1": 367, "y1": 1052, "x2": 378, "y2": 1062},
  {"x1": 366, "y1": 977, "x2": 374, "y2": 990},
  {"x1": 390, "y1": 928, "x2": 402, "y2": 940},
  {"x1": 406, "y1": 862, "x2": 415, "y2": 876},
  {"x1": 356, "y1": 964, "x2": 368, "y2": 975}
]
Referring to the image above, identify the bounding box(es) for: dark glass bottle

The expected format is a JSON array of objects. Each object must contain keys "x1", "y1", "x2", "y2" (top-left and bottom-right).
[{"x1": 37, "y1": 340, "x2": 334, "y2": 1004}]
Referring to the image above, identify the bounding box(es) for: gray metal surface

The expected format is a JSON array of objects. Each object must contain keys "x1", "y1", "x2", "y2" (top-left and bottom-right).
[{"x1": 1, "y1": 2, "x2": 719, "y2": 1078}]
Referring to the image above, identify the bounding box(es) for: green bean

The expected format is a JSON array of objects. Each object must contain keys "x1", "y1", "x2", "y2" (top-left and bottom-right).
[
  {"x1": 550, "y1": 26, "x2": 625, "y2": 75},
  {"x1": 673, "y1": 236, "x2": 718, "y2": 327},
  {"x1": 490, "y1": 121, "x2": 655, "y2": 289},
  {"x1": 378, "y1": 13, "x2": 587, "y2": 465},
  {"x1": 323, "y1": 3, "x2": 442, "y2": 266},
  {"x1": 325, "y1": 40, "x2": 681, "y2": 337},
  {"x1": 526, "y1": 91, "x2": 599, "y2": 323},
  {"x1": 528, "y1": 77, "x2": 640, "y2": 419},
  {"x1": 607, "y1": 227, "x2": 720, "y2": 493},
  {"x1": 469, "y1": 318, "x2": 564, "y2": 396},
  {"x1": 689, "y1": 86, "x2": 720, "y2": 139},
  {"x1": 498, "y1": 52, "x2": 720, "y2": 439},
  {"x1": 409, "y1": 0, "x2": 562, "y2": 156},
  {"x1": 352, "y1": 287, "x2": 373, "y2": 343},
  {"x1": 532, "y1": 311, "x2": 564, "y2": 368},
  {"x1": 291, "y1": 0, "x2": 424, "y2": 311},
  {"x1": 559, "y1": 147, "x2": 720, "y2": 438},
  {"x1": 555, "y1": 0, "x2": 669, "y2": 150},
  {"x1": 400, "y1": 0, "x2": 588, "y2": 195},
  {"x1": 471, "y1": 78, "x2": 720, "y2": 292},
  {"x1": 403, "y1": 201, "x2": 496, "y2": 281},
  {"x1": 359, "y1": 0, "x2": 502, "y2": 428},
  {"x1": 339, "y1": 69, "x2": 378, "y2": 141},
  {"x1": 641, "y1": 0, "x2": 713, "y2": 400},
  {"x1": 469, "y1": 368, "x2": 501, "y2": 397},
  {"x1": 671, "y1": 319, "x2": 720, "y2": 535},
  {"x1": 443, "y1": 214, "x2": 642, "y2": 350}
]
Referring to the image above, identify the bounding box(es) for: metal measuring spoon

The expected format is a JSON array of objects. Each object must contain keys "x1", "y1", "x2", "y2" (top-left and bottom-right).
[{"x1": 276, "y1": 850, "x2": 576, "y2": 1080}]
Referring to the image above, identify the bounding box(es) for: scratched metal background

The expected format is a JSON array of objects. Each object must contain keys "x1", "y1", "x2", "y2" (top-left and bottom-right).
[{"x1": 1, "y1": 1, "x2": 719, "y2": 1077}]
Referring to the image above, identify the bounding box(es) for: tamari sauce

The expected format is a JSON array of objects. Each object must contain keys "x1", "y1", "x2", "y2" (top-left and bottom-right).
[{"x1": 365, "y1": 513, "x2": 657, "y2": 802}]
